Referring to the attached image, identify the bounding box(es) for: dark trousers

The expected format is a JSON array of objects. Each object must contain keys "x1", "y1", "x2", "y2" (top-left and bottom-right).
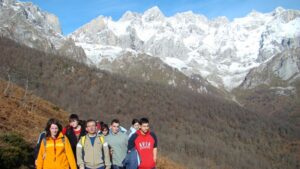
[
  {"x1": 112, "y1": 165, "x2": 125, "y2": 169},
  {"x1": 85, "y1": 166, "x2": 105, "y2": 169}
]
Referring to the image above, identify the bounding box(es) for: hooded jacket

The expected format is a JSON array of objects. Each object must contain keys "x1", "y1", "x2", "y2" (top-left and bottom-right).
[
  {"x1": 128, "y1": 130, "x2": 157, "y2": 169},
  {"x1": 36, "y1": 132, "x2": 77, "y2": 169}
]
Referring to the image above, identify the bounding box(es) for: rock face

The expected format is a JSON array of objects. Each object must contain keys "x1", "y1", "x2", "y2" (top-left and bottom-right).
[
  {"x1": 241, "y1": 48, "x2": 300, "y2": 89},
  {"x1": 99, "y1": 51, "x2": 224, "y2": 96},
  {"x1": 70, "y1": 6, "x2": 300, "y2": 91},
  {"x1": 0, "y1": 0, "x2": 87, "y2": 62}
]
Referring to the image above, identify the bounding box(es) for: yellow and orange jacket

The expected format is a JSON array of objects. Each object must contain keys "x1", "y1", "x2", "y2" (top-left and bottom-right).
[{"x1": 36, "y1": 132, "x2": 77, "y2": 169}]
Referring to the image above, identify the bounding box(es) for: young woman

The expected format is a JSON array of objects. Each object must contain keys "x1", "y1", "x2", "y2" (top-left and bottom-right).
[
  {"x1": 127, "y1": 119, "x2": 140, "y2": 139},
  {"x1": 63, "y1": 114, "x2": 86, "y2": 160},
  {"x1": 36, "y1": 118, "x2": 77, "y2": 169},
  {"x1": 101, "y1": 123, "x2": 109, "y2": 137}
]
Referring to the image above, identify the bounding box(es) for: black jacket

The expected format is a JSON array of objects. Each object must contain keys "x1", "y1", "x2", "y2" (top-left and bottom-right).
[{"x1": 65, "y1": 125, "x2": 86, "y2": 156}]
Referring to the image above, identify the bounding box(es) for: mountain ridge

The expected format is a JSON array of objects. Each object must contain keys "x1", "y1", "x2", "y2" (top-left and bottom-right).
[
  {"x1": 1, "y1": 0, "x2": 300, "y2": 97},
  {"x1": 70, "y1": 6, "x2": 300, "y2": 91}
]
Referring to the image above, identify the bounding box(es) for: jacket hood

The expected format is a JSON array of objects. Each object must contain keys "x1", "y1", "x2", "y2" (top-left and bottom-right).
[
  {"x1": 136, "y1": 130, "x2": 150, "y2": 136},
  {"x1": 47, "y1": 132, "x2": 64, "y2": 140}
]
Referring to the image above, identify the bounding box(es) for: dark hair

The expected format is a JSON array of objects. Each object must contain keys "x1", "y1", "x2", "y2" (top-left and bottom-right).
[
  {"x1": 139, "y1": 117, "x2": 149, "y2": 125},
  {"x1": 111, "y1": 119, "x2": 120, "y2": 125},
  {"x1": 69, "y1": 114, "x2": 79, "y2": 121},
  {"x1": 86, "y1": 119, "x2": 96, "y2": 126},
  {"x1": 101, "y1": 123, "x2": 109, "y2": 131},
  {"x1": 132, "y1": 119, "x2": 139, "y2": 125},
  {"x1": 79, "y1": 120, "x2": 86, "y2": 128},
  {"x1": 45, "y1": 118, "x2": 62, "y2": 137}
]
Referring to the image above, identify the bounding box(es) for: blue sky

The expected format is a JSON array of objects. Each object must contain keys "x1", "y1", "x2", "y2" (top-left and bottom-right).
[{"x1": 20, "y1": 0, "x2": 300, "y2": 35}]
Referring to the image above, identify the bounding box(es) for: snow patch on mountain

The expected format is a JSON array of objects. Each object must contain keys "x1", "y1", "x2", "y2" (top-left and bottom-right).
[{"x1": 69, "y1": 6, "x2": 300, "y2": 91}]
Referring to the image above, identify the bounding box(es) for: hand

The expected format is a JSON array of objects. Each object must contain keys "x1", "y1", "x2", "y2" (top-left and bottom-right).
[
  {"x1": 80, "y1": 166, "x2": 84, "y2": 169},
  {"x1": 153, "y1": 156, "x2": 157, "y2": 163}
]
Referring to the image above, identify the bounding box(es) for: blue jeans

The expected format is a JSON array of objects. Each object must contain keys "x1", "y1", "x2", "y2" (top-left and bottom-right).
[
  {"x1": 112, "y1": 165, "x2": 125, "y2": 169},
  {"x1": 85, "y1": 166, "x2": 105, "y2": 169}
]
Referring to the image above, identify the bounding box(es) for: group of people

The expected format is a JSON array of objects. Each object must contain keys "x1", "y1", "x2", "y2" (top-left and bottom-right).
[{"x1": 34, "y1": 114, "x2": 158, "y2": 169}]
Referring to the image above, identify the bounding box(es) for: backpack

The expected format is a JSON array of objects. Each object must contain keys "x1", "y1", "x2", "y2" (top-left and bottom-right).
[
  {"x1": 80, "y1": 135, "x2": 105, "y2": 146},
  {"x1": 79, "y1": 135, "x2": 106, "y2": 159}
]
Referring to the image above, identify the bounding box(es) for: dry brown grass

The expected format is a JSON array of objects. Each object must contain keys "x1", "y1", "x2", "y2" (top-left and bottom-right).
[
  {"x1": 157, "y1": 156, "x2": 186, "y2": 169},
  {"x1": 0, "y1": 79, "x2": 69, "y2": 144}
]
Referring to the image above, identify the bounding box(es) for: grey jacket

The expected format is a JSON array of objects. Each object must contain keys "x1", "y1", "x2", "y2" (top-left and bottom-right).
[
  {"x1": 76, "y1": 134, "x2": 111, "y2": 169},
  {"x1": 105, "y1": 131, "x2": 128, "y2": 166}
]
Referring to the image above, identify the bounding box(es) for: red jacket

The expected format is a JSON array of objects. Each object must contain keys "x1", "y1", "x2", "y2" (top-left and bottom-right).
[{"x1": 128, "y1": 130, "x2": 157, "y2": 169}]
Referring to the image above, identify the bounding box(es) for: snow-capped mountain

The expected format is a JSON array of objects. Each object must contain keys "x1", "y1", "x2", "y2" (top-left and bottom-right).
[
  {"x1": 70, "y1": 6, "x2": 300, "y2": 91},
  {"x1": 0, "y1": 0, "x2": 87, "y2": 62}
]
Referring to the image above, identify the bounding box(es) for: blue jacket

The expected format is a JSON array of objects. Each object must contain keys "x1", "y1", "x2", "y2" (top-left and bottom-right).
[{"x1": 122, "y1": 148, "x2": 140, "y2": 169}]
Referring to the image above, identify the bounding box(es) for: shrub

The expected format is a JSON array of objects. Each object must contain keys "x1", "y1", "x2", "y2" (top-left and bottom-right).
[{"x1": 0, "y1": 133, "x2": 34, "y2": 169}]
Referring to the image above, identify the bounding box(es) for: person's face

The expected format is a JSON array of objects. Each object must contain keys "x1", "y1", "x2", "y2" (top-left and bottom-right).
[
  {"x1": 111, "y1": 122, "x2": 120, "y2": 134},
  {"x1": 69, "y1": 119, "x2": 79, "y2": 128},
  {"x1": 133, "y1": 122, "x2": 140, "y2": 130},
  {"x1": 50, "y1": 124, "x2": 59, "y2": 137},
  {"x1": 140, "y1": 123, "x2": 149, "y2": 134},
  {"x1": 86, "y1": 121, "x2": 97, "y2": 134},
  {"x1": 102, "y1": 128, "x2": 108, "y2": 136}
]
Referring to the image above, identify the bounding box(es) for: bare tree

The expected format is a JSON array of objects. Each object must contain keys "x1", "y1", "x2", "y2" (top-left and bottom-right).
[
  {"x1": 3, "y1": 73, "x2": 11, "y2": 97},
  {"x1": 21, "y1": 77, "x2": 29, "y2": 107}
]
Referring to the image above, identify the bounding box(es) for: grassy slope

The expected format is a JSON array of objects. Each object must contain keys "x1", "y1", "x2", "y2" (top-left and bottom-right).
[{"x1": 0, "y1": 80, "x2": 69, "y2": 144}]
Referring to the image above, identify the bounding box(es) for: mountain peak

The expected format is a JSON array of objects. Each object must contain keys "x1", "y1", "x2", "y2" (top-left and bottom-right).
[
  {"x1": 247, "y1": 9, "x2": 263, "y2": 17},
  {"x1": 211, "y1": 16, "x2": 229, "y2": 26},
  {"x1": 272, "y1": 7, "x2": 300, "y2": 22},
  {"x1": 119, "y1": 10, "x2": 141, "y2": 21},
  {"x1": 175, "y1": 10, "x2": 208, "y2": 23},
  {"x1": 143, "y1": 6, "x2": 165, "y2": 22},
  {"x1": 274, "y1": 6, "x2": 286, "y2": 14},
  {"x1": 78, "y1": 15, "x2": 109, "y2": 33},
  {"x1": 0, "y1": 0, "x2": 15, "y2": 5}
]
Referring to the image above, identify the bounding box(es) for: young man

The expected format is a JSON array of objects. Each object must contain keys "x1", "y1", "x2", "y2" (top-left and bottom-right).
[
  {"x1": 128, "y1": 118, "x2": 158, "y2": 169},
  {"x1": 105, "y1": 119, "x2": 128, "y2": 169},
  {"x1": 76, "y1": 119, "x2": 111, "y2": 169},
  {"x1": 63, "y1": 114, "x2": 86, "y2": 160},
  {"x1": 126, "y1": 119, "x2": 140, "y2": 139}
]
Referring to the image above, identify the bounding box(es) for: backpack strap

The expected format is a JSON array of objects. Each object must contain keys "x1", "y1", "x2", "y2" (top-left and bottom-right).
[
  {"x1": 99, "y1": 135, "x2": 104, "y2": 144},
  {"x1": 80, "y1": 135, "x2": 86, "y2": 159},
  {"x1": 62, "y1": 135, "x2": 65, "y2": 145},
  {"x1": 80, "y1": 135, "x2": 86, "y2": 146},
  {"x1": 42, "y1": 131, "x2": 46, "y2": 148},
  {"x1": 42, "y1": 134, "x2": 47, "y2": 160},
  {"x1": 80, "y1": 135, "x2": 103, "y2": 146}
]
